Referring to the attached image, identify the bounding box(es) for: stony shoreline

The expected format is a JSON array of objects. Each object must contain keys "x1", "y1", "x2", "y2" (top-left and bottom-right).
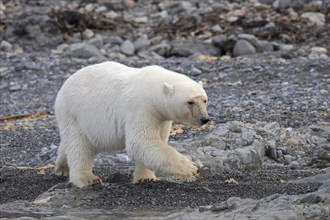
[{"x1": 1, "y1": 0, "x2": 330, "y2": 219}]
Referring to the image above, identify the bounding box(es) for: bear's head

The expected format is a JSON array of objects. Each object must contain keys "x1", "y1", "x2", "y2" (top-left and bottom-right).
[{"x1": 163, "y1": 80, "x2": 209, "y2": 126}]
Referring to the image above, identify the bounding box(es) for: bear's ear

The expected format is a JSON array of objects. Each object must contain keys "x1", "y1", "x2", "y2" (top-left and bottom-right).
[
  {"x1": 198, "y1": 81, "x2": 204, "y2": 88},
  {"x1": 164, "y1": 82, "x2": 175, "y2": 96}
]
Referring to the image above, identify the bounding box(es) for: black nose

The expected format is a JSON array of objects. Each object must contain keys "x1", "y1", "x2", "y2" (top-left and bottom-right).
[{"x1": 200, "y1": 117, "x2": 209, "y2": 125}]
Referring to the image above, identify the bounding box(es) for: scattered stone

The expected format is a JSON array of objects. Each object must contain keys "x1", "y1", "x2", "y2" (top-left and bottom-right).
[
  {"x1": 227, "y1": 16, "x2": 239, "y2": 23},
  {"x1": 9, "y1": 82, "x2": 21, "y2": 92},
  {"x1": 212, "y1": 35, "x2": 237, "y2": 53},
  {"x1": 262, "y1": 42, "x2": 274, "y2": 52},
  {"x1": 67, "y1": 43, "x2": 102, "y2": 58},
  {"x1": 95, "y1": 6, "x2": 107, "y2": 13},
  {"x1": 104, "y1": 10, "x2": 119, "y2": 19},
  {"x1": 233, "y1": 40, "x2": 256, "y2": 57},
  {"x1": 210, "y1": 202, "x2": 228, "y2": 212},
  {"x1": 211, "y1": 24, "x2": 223, "y2": 33},
  {"x1": 103, "y1": 35, "x2": 124, "y2": 45},
  {"x1": 301, "y1": 12, "x2": 326, "y2": 26},
  {"x1": 0, "y1": 40, "x2": 12, "y2": 52},
  {"x1": 284, "y1": 155, "x2": 293, "y2": 165},
  {"x1": 280, "y1": 44, "x2": 294, "y2": 52},
  {"x1": 56, "y1": 43, "x2": 69, "y2": 53},
  {"x1": 134, "y1": 16, "x2": 148, "y2": 23},
  {"x1": 87, "y1": 34, "x2": 104, "y2": 48},
  {"x1": 190, "y1": 67, "x2": 202, "y2": 76},
  {"x1": 238, "y1": 34, "x2": 261, "y2": 50},
  {"x1": 309, "y1": 47, "x2": 327, "y2": 57},
  {"x1": 24, "y1": 63, "x2": 41, "y2": 71},
  {"x1": 133, "y1": 35, "x2": 150, "y2": 51},
  {"x1": 120, "y1": 40, "x2": 135, "y2": 56},
  {"x1": 83, "y1": 29, "x2": 94, "y2": 39},
  {"x1": 170, "y1": 39, "x2": 221, "y2": 57},
  {"x1": 288, "y1": 161, "x2": 301, "y2": 170}
]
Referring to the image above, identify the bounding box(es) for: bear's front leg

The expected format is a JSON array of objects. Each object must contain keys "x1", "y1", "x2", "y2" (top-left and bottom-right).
[{"x1": 133, "y1": 162, "x2": 157, "y2": 183}]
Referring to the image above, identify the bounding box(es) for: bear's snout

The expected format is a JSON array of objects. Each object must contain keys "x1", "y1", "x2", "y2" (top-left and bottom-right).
[{"x1": 200, "y1": 117, "x2": 209, "y2": 125}]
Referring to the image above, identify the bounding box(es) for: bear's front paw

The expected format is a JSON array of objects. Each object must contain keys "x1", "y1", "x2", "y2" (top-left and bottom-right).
[
  {"x1": 70, "y1": 172, "x2": 103, "y2": 188},
  {"x1": 169, "y1": 154, "x2": 203, "y2": 182}
]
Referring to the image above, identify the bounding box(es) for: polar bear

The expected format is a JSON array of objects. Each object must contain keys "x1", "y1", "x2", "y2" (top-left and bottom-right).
[{"x1": 54, "y1": 61, "x2": 209, "y2": 187}]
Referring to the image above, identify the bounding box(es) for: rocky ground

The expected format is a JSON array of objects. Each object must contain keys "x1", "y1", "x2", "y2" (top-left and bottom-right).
[{"x1": 0, "y1": 0, "x2": 330, "y2": 219}]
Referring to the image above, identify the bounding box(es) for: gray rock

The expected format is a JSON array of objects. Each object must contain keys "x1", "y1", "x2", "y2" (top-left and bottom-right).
[
  {"x1": 190, "y1": 67, "x2": 202, "y2": 76},
  {"x1": 241, "y1": 131, "x2": 254, "y2": 145},
  {"x1": 227, "y1": 124, "x2": 242, "y2": 133},
  {"x1": 277, "y1": 150, "x2": 283, "y2": 159},
  {"x1": 123, "y1": 0, "x2": 135, "y2": 8},
  {"x1": 68, "y1": 43, "x2": 102, "y2": 58},
  {"x1": 87, "y1": 34, "x2": 104, "y2": 48},
  {"x1": 288, "y1": 161, "x2": 301, "y2": 170},
  {"x1": 236, "y1": 147, "x2": 253, "y2": 165},
  {"x1": 289, "y1": 168, "x2": 330, "y2": 185},
  {"x1": 82, "y1": 28, "x2": 94, "y2": 39},
  {"x1": 0, "y1": 40, "x2": 12, "y2": 52},
  {"x1": 105, "y1": 10, "x2": 119, "y2": 19},
  {"x1": 280, "y1": 44, "x2": 294, "y2": 51},
  {"x1": 211, "y1": 24, "x2": 223, "y2": 33},
  {"x1": 158, "y1": 1, "x2": 180, "y2": 10},
  {"x1": 149, "y1": 40, "x2": 171, "y2": 56},
  {"x1": 120, "y1": 40, "x2": 135, "y2": 56},
  {"x1": 133, "y1": 35, "x2": 150, "y2": 51},
  {"x1": 272, "y1": 0, "x2": 308, "y2": 11},
  {"x1": 210, "y1": 202, "x2": 228, "y2": 212},
  {"x1": 0, "y1": 9, "x2": 5, "y2": 20},
  {"x1": 180, "y1": 1, "x2": 194, "y2": 14},
  {"x1": 301, "y1": 194, "x2": 323, "y2": 204},
  {"x1": 150, "y1": 10, "x2": 168, "y2": 20},
  {"x1": 25, "y1": 25, "x2": 42, "y2": 39},
  {"x1": 310, "y1": 47, "x2": 327, "y2": 57},
  {"x1": 212, "y1": 35, "x2": 237, "y2": 53},
  {"x1": 280, "y1": 34, "x2": 293, "y2": 44},
  {"x1": 9, "y1": 83, "x2": 21, "y2": 92},
  {"x1": 24, "y1": 63, "x2": 41, "y2": 71},
  {"x1": 233, "y1": 40, "x2": 256, "y2": 57},
  {"x1": 95, "y1": 6, "x2": 107, "y2": 13},
  {"x1": 262, "y1": 42, "x2": 274, "y2": 52},
  {"x1": 213, "y1": 2, "x2": 232, "y2": 11},
  {"x1": 227, "y1": 16, "x2": 239, "y2": 23},
  {"x1": 301, "y1": 12, "x2": 325, "y2": 26},
  {"x1": 102, "y1": 35, "x2": 124, "y2": 45},
  {"x1": 272, "y1": 0, "x2": 290, "y2": 11},
  {"x1": 56, "y1": 43, "x2": 69, "y2": 53},
  {"x1": 133, "y1": 16, "x2": 148, "y2": 23},
  {"x1": 17, "y1": 217, "x2": 38, "y2": 220},
  {"x1": 284, "y1": 155, "x2": 293, "y2": 165},
  {"x1": 238, "y1": 34, "x2": 261, "y2": 50},
  {"x1": 199, "y1": 205, "x2": 212, "y2": 212},
  {"x1": 170, "y1": 39, "x2": 221, "y2": 57}
]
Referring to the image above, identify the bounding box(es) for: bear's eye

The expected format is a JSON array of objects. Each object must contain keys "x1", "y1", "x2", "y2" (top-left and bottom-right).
[
  {"x1": 187, "y1": 101, "x2": 195, "y2": 105},
  {"x1": 204, "y1": 100, "x2": 207, "y2": 103}
]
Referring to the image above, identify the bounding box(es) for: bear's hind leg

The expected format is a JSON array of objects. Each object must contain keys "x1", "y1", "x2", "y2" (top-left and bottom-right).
[
  {"x1": 133, "y1": 162, "x2": 157, "y2": 183},
  {"x1": 55, "y1": 141, "x2": 69, "y2": 176},
  {"x1": 65, "y1": 132, "x2": 102, "y2": 187}
]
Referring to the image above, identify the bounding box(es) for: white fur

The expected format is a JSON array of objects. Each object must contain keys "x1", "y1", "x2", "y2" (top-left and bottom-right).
[{"x1": 54, "y1": 61, "x2": 208, "y2": 187}]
